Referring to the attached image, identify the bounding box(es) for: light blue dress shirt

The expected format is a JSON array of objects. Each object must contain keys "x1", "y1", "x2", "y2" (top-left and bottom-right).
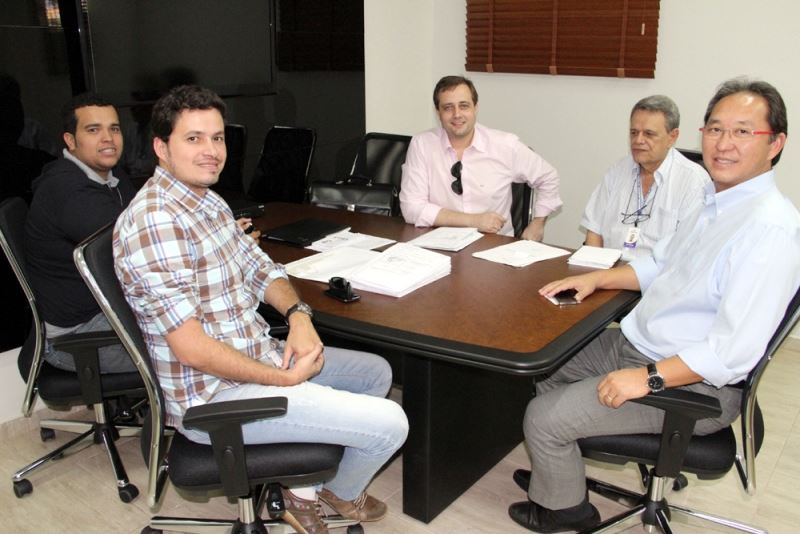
[{"x1": 622, "y1": 170, "x2": 800, "y2": 387}]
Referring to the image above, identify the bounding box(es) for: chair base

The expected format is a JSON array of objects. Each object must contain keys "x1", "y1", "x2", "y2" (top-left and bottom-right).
[
  {"x1": 11, "y1": 404, "x2": 143, "y2": 503},
  {"x1": 584, "y1": 476, "x2": 766, "y2": 534},
  {"x1": 144, "y1": 515, "x2": 361, "y2": 534}
]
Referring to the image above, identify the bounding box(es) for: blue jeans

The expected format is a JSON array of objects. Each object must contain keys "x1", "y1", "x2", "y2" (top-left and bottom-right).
[
  {"x1": 181, "y1": 347, "x2": 409, "y2": 501},
  {"x1": 44, "y1": 312, "x2": 137, "y2": 374}
]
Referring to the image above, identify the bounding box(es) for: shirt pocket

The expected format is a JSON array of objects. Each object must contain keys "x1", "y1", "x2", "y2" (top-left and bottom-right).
[{"x1": 644, "y1": 206, "x2": 680, "y2": 243}]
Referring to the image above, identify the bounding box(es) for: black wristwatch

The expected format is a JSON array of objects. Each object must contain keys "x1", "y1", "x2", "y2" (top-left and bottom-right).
[
  {"x1": 646, "y1": 363, "x2": 665, "y2": 393},
  {"x1": 285, "y1": 301, "x2": 313, "y2": 321}
]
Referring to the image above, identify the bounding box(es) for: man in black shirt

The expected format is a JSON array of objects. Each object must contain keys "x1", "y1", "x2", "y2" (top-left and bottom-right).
[{"x1": 25, "y1": 93, "x2": 136, "y2": 373}]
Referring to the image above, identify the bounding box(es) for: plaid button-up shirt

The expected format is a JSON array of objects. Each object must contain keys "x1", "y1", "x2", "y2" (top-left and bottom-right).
[{"x1": 113, "y1": 167, "x2": 287, "y2": 426}]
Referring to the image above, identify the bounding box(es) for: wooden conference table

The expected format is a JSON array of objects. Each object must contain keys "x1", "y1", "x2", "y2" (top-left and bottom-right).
[{"x1": 255, "y1": 203, "x2": 640, "y2": 523}]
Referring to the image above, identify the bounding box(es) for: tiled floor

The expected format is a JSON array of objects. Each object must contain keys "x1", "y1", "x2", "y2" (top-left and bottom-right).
[{"x1": 2, "y1": 341, "x2": 798, "y2": 533}]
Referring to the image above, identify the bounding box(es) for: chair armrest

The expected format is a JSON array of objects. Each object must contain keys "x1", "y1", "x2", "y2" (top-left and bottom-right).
[
  {"x1": 182, "y1": 397, "x2": 289, "y2": 498},
  {"x1": 50, "y1": 329, "x2": 123, "y2": 405},
  {"x1": 631, "y1": 389, "x2": 722, "y2": 421},
  {"x1": 51, "y1": 330, "x2": 120, "y2": 352},
  {"x1": 183, "y1": 397, "x2": 288, "y2": 433}
]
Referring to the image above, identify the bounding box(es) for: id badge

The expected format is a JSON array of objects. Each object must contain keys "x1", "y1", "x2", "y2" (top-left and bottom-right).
[{"x1": 623, "y1": 227, "x2": 641, "y2": 249}]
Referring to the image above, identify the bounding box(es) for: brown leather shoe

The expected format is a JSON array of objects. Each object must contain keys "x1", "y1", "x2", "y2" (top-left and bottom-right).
[
  {"x1": 281, "y1": 488, "x2": 329, "y2": 534},
  {"x1": 318, "y1": 488, "x2": 387, "y2": 522}
]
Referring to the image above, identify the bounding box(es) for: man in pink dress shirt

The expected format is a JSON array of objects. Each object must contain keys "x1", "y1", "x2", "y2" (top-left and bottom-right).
[{"x1": 399, "y1": 75, "x2": 561, "y2": 241}]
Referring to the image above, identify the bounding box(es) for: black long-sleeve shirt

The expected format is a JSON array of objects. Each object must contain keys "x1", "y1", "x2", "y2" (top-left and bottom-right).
[{"x1": 25, "y1": 158, "x2": 135, "y2": 327}]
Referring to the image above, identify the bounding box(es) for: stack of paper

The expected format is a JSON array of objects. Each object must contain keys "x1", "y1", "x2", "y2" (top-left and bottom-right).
[
  {"x1": 306, "y1": 229, "x2": 395, "y2": 252},
  {"x1": 406, "y1": 227, "x2": 483, "y2": 252},
  {"x1": 286, "y1": 247, "x2": 380, "y2": 283},
  {"x1": 472, "y1": 240, "x2": 570, "y2": 268},
  {"x1": 286, "y1": 243, "x2": 451, "y2": 298},
  {"x1": 348, "y1": 243, "x2": 451, "y2": 297},
  {"x1": 567, "y1": 246, "x2": 622, "y2": 269}
]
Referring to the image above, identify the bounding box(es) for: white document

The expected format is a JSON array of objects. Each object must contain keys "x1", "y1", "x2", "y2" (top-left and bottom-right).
[
  {"x1": 406, "y1": 227, "x2": 483, "y2": 252},
  {"x1": 285, "y1": 247, "x2": 379, "y2": 283},
  {"x1": 306, "y1": 229, "x2": 395, "y2": 252},
  {"x1": 567, "y1": 245, "x2": 623, "y2": 269},
  {"x1": 472, "y1": 240, "x2": 570, "y2": 268},
  {"x1": 348, "y1": 243, "x2": 451, "y2": 298}
]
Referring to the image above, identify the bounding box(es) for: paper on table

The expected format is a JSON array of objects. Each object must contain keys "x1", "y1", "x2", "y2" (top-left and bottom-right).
[
  {"x1": 285, "y1": 247, "x2": 379, "y2": 283},
  {"x1": 306, "y1": 229, "x2": 395, "y2": 252},
  {"x1": 348, "y1": 242, "x2": 451, "y2": 298},
  {"x1": 472, "y1": 240, "x2": 570, "y2": 268},
  {"x1": 567, "y1": 245, "x2": 622, "y2": 269},
  {"x1": 406, "y1": 227, "x2": 483, "y2": 252}
]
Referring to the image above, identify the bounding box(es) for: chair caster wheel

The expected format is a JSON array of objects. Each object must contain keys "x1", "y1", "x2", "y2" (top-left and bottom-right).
[
  {"x1": 119, "y1": 483, "x2": 139, "y2": 503},
  {"x1": 141, "y1": 527, "x2": 162, "y2": 534},
  {"x1": 40, "y1": 427, "x2": 56, "y2": 441},
  {"x1": 672, "y1": 474, "x2": 688, "y2": 491},
  {"x1": 347, "y1": 525, "x2": 365, "y2": 534},
  {"x1": 13, "y1": 479, "x2": 33, "y2": 498}
]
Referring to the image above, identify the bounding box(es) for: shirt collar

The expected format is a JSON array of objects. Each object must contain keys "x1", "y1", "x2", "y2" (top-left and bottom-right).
[
  {"x1": 438, "y1": 123, "x2": 487, "y2": 154},
  {"x1": 630, "y1": 147, "x2": 675, "y2": 188},
  {"x1": 62, "y1": 148, "x2": 119, "y2": 187},
  {"x1": 153, "y1": 166, "x2": 227, "y2": 216},
  {"x1": 703, "y1": 169, "x2": 776, "y2": 213}
]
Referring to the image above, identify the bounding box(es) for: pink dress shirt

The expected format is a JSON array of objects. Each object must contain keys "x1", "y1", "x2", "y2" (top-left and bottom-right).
[{"x1": 399, "y1": 123, "x2": 561, "y2": 236}]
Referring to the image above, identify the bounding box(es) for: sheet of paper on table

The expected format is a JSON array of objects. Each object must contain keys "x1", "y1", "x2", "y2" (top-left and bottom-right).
[
  {"x1": 406, "y1": 226, "x2": 483, "y2": 252},
  {"x1": 306, "y1": 229, "x2": 395, "y2": 252},
  {"x1": 472, "y1": 240, "x2": 570, "y2": 268}
]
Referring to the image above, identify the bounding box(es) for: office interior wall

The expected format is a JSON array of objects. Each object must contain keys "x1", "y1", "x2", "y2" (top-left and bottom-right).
[{"x1": 364, "y1": 0, "x2": 800, "y2": 249}]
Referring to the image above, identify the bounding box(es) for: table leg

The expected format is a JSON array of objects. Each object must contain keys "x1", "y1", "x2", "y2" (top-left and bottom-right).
[{"x1": 401, "y1": 354, "x2": 534, "y2": 523}]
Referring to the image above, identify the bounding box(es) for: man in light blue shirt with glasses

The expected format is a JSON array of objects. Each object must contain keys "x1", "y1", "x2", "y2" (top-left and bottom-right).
[{"x1": 510, "y1": 78, "x2": 799, "y2": 533}]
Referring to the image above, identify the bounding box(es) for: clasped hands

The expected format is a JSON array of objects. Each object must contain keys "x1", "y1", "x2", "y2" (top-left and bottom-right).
[{"x1": 280, "y1": 314, "x2": 325, "y2": 385}]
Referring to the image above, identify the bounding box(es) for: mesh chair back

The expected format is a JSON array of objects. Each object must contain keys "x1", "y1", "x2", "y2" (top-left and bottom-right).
[
  {"x1": 350, "y1": 132, "x2": 411, "y2": 188},
  {"x1": 248, "y1": 126, "x2": 315, "y2": 203},
  {"x1": 74, "y1": 223, "x2": 169, "y2": 508},
  {"x1": 0, "y1": 198, "x2": 45, "y2": 400}
]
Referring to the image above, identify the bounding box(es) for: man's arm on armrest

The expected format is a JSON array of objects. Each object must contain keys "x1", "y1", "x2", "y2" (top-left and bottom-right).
[{"x1": 597, "y1": 355, "x2": 703, "y2": 409}]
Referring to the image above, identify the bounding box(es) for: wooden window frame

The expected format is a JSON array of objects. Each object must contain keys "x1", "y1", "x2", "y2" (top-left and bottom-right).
[{"x1": 466, "y1": 0, "x2": 660, "y2": 79}]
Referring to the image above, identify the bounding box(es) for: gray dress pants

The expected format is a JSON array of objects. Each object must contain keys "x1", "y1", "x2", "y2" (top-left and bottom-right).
[{"x1": 524, "y1": 328, "x2": 742, "y2": 509}]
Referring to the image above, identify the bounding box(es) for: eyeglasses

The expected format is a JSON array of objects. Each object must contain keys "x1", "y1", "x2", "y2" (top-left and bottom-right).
[
  {"x1": 699, "y1": 126, "x2": 774, "y2": 140},
  {"x1": 450, "y1": 161, "x2": 463, "y2": 195}
]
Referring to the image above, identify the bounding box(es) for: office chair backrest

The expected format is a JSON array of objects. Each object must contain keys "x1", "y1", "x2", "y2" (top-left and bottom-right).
[
  {"x1": 215, "y1": 123, "x2": 247, "y2": 193},
  {"x1": 677, "y1": 148, "x2": 705, "y2": 170},
  {"x1": 510, "y1": 183, "x2": 534, "y2": 238},
  {"x1": 0, "y1": 197, "x2": 45, "y2": 414},
  {"x1": 737, "y1": 284, "x2": 800, "y2": 493},
  {"x1": 74, "y1": 223, "x2": 168, "y2": 508},
  {"x1": 248, "y1": 125, "x2": 316, "y2": 203},
  {"x1": 350, "y1": 132, "x2": 411, "y2": 188}
]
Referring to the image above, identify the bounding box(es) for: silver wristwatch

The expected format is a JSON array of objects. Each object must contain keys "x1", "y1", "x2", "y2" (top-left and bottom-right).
[
  {"x1": 646, "y1": 363, "x2": 665, "y2": 393},
  {"x1": 285, "y1": 301, "x2": 313, "y2": 321}
]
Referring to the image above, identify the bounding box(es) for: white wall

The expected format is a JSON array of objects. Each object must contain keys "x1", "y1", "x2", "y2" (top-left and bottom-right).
[{"x1": 365, "y1": 0, "x2": 800, "y2": 248}]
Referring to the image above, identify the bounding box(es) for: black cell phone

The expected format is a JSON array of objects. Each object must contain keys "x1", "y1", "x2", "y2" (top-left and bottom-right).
[
  {"x1": 324, "y1": 288, "x2": 361, "y2": 303},
  {"x1": 547, "y1": 288, "x2": 579, "y2": 306}
]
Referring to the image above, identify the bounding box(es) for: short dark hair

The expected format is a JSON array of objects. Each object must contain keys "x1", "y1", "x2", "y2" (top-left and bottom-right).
[
  {"x1": 704, "y1": 77, "x2": 788, "y2": 166},
  {"x1": 433, "y1": 75, "x2": 478, "y2": 109},
  {"x1": 631, "y1": 95, "x2": 680, "y2": 131},
  {"x1": 151, "y1": 85, "x2": 226, "y2": 142},
  {"x1": 61, "y1": 92, "x2": 115, "y2": 135}
]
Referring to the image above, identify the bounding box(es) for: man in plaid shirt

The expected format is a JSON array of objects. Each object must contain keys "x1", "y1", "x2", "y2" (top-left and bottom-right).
[{"x1": 114, "y1": 85, "x2": 408, "y2": 534}]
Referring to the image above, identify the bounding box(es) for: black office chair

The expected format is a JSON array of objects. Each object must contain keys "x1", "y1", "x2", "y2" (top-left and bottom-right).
[
  {"x1": 0, "y1": 197, "x2": 144, "y2": 503},
  {"x1": 310, "y1": 132, "x2": 411, "y2": 217},
  {"x1": 510, "y1": 183, "x2": 534, "y2": 238},
  {"x1": 75, "y1": 223, "x2": 361, "y2": 534},
  {"x1": 349, "y1": 132, "x2": 412, "y2": 188},
  {"x1": 248, "y1": 125, "x2": 316, "y2": 204},
  {"x1": 677, "y1": 147, "x2": 705, "y2": 170},
  {"x1": 576, "y1": 286, "x2": 800, "y2": 533},
  {"x1": 215, "y1": 123, "x2": 248, "y2": 194}
]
